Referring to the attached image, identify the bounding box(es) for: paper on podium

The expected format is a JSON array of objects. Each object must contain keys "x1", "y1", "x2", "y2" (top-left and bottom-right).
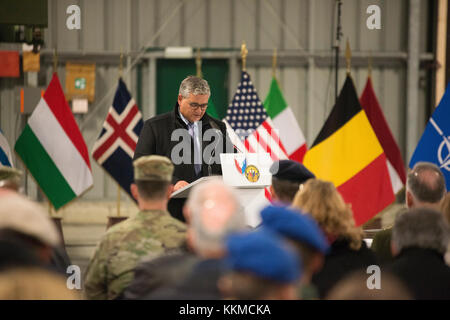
[{"x1": 170, "y1": 176, "x2": 220, "y2": 198}]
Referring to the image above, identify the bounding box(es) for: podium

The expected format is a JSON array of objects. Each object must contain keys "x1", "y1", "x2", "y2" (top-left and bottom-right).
[{"x1": 171, "y1": 178, "x2": 270, "y2": 228}]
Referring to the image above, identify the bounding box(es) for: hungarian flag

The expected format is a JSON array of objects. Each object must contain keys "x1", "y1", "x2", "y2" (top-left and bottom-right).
[
  {"x1": 303, "y1": 76, "x2": 394, "y2": 226},
  {"x1": 15, "y1": 73, "x2": 93, "y2": 209},
  {"x1": 264, "y1": 77, "x2": 307, "y2": 162},
  {"x1": 360, "y1": 77, "x2": 406, "y2": 193}
]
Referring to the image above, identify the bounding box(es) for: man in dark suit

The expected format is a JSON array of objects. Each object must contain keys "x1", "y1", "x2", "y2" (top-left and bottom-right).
[
  {"x1": 389, "y1": 207, "x2": 450, "y2": 299},
  {"x1": 134, "y1": 76, "x2": 234, "y2": 221}
]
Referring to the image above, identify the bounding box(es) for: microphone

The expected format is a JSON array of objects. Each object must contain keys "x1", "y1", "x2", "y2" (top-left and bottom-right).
[
  {"x1": 233, "y1": 144, "x2": 243, "y2": 153},
  {"x1": 208, "y1": 128, "x2": 222, "y2": 176}
]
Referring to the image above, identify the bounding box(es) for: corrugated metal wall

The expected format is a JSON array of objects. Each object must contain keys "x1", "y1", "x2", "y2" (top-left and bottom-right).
[{"x1": 0, "y1": 0, "x2": 434, "y2": 201}]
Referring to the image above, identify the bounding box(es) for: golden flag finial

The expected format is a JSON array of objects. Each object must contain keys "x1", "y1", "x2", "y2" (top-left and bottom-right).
[
  {"x1": 196, "y1": 48, "x2": 203, "y2": 78},
  {"x1": 241, "y1": 41, "x2": 248, "y2": 71},
  {"x1": 345, "y1": 39, "x2": 351, "y2": 75},
  {"x1": 272, "y1": 48, "x2": 278, "y2": 78},
  {"x1": 119, "y1": 46, "x2": 124, "y2": 78}
]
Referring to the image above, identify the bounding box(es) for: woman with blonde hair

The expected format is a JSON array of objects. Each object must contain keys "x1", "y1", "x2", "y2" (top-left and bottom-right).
[{"x1": 292, "y1": 179, "x2": 377, "y2": 298}]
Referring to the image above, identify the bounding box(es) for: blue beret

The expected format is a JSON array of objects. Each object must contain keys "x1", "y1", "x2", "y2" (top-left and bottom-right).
[
  {"x1": 225, "y1": 230, "x2": 301, "y2": 284},
  {"x1": 270, "y1": 160, "x2": 315, "y2": 184},
  {"x1": 260, "y1": 205, "x2": 329, "y2": 254}
]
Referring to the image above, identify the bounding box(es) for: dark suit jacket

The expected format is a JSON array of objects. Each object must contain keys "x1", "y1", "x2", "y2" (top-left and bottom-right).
[
  {"x1": 311, "y1": 238, "x2": 378, "y2": 298},
  {"x1": 388, "y1": 247, "x2": 450, "y2": 300},
  {"x1": 134, "y1": 103, "x2": 234, "y2": 184}
]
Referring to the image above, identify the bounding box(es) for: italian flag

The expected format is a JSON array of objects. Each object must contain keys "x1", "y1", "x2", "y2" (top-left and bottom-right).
[
  {"x1": 15, "y1": 73, "x2": 93, "y2": 210},
  {"x1": 264, "y1": 77, "x2": 307, "y2": 162}
]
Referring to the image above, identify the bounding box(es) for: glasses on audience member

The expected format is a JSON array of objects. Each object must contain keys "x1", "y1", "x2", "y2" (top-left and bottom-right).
[{"x1": 189, "y1": 102, "x2": 208, "y2": 111}]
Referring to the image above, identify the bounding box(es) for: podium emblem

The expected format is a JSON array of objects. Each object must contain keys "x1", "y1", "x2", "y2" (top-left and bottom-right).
[{"x1": 245, "y1": 165, "x2": 260, "y2": 182}]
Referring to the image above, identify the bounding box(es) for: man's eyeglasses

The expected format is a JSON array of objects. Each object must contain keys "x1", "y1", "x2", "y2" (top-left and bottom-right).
[{"x1": 189, "y1": 102, "x2": 208, "y2": 110}]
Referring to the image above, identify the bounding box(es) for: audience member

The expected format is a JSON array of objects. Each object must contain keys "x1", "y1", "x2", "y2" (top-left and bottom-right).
[
  {"x1": 218, "y1": 230, "x2": 301, "y2": 300},
  {"x1": 389, "y1": 208, "x2": 450, "y2": 299},
  {"x1": 372, "y1": 162, "x2": 446, "y2": 263},
  {"x1": 269, "y1": 160, "x2": 315, "y2": 205},
  {"x1": 260, "y1": 205, "x2": 329, "y2": 299},
  {"x1": 84, "y1": 155, "x2": 186, "y2": 300},
  {"x1": 292, "y1": 179, "x2": 377, "y2": 298},
  {"x1": 142, "y1": 178, "x2": 247, "y2": 300}
]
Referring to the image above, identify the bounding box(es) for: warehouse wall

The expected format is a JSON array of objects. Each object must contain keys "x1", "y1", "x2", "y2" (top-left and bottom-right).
[{"x1": 0, "y1": 0, "x2": 434, "y2": 202}]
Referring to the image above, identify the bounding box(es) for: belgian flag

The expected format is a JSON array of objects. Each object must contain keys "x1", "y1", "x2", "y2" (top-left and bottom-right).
[{"x1": 304, "y1": 76, "x2": 395, "y2": 226}]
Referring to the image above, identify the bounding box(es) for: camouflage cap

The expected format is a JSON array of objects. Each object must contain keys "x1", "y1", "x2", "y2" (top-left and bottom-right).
[
  {"x1": 0, "y1": 193, "x2": 60, "y2": 247},
  {"x1": 133, "y1": 155, "x2": 174, "y2": 182},
  {"x1": 0, "y1": 167, "x2": 22, "y2": 188}
]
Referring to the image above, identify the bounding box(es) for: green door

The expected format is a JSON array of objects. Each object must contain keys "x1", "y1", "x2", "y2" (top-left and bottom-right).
[{"x1": 156, "y1": 59, "x2": 229, "y2": 119}]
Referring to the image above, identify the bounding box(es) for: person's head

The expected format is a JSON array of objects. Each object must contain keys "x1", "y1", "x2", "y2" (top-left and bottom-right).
[
  {"x1": 131, "y1": 155, "x2": 174, "y2": 209},
  {"x1": 391, "y1": 207, "x2": 449, "y2": 256},
  {"x1": 269, "y1": 160, "x2": 315, "y2": 204},
  {"x1": 406, "y1": 162, "x2": 446, "y2": 210},
  {"x1": 260, "y1": 205, "x2": 329, "y2": 283},
  {"x1": 440, "y1": 192, "x2": 450, "y2": 225},
  {"x1": 0, "y1": 193, "x2": 61, "y2": 264},
  {"x1": 0, "y1": 167, "x2": 22, "y2": 192},
  {"x1": 0, "y1": 267, "x2": 80, "y2": 300},
  {"x1": 326, "y1": 270, "x2": 412, "y2": 300},
  {"x1": 183, "y1": 178, "x2": 246, "y2": 258},
  {"x1": 177, "y1": 76, "x2": 210, "y2": 123},
  {"x1": 219, "y1": 230, "x2": 301, "y2": 300},
  {"x1": 292, "y1": 179, "x2": 363, "y2": 250}
]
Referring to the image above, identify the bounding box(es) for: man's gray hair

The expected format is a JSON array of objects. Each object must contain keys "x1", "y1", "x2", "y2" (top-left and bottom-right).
[
  {"x1": 392, "y1": 208, "x2": 450, "y2": 255},
  {"x1": 185, "y1": 177, "x2": 246, "y2": 254},
  {"x1": 407, "y1": 162, "x2": 446, "y2": 204},
  {"x1": 179, "y1": 75, "x2": 210, "y2": 98}
]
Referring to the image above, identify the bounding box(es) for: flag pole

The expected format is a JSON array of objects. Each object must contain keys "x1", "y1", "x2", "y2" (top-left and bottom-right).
[
  {"x1": 116, "y1": 183, "x2": 121, "y2": 217},
  {"x1": 116, "y1": 49, "x2": 123, "y2": 218},
  {"x1": 345, "y1": 39, "x2": 352, "y2": 76},
  {"x1": 368, "y1": 54, "x2": 373, "y2": 79},
  {"x1": 119, "y1": 46, "x2": 124, "y2": 79},
  {"x1": 53, "y1": 47, "x2": 57, "y2": 74},
  {"x1": 196, "y1": 48, "x2": 203, "y2": 78},
  {"x1": 241, "y1": 41, "x2": 248, "y2": 72},
  {"x1": 334, "y1": 0, "x2": 343, "y2": 104},
  {"x1": 272, "y1": 48, "x2": 277, "y2": 78}
]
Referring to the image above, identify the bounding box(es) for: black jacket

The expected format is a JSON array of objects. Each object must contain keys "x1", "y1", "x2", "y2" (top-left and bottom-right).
[
  {"x1": 388, "y1": 247, "x2": 450, "y2": 300},
  {"x1": 311, "y1": 238, "x2": 378, "y2": 298},
  {"x1": 134, "y1": 103, "x2": 234, "y2": 184}
]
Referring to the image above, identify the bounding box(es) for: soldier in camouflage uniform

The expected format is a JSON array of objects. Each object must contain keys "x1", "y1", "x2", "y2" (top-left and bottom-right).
[{"x1": 84, "y1": 155, "x2": 187, "y2": 300}]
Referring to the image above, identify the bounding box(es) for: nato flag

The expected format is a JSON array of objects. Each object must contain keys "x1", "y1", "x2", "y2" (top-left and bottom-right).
[{"x1": 410, "y1": 83, "x2": 450, "y2": 190}]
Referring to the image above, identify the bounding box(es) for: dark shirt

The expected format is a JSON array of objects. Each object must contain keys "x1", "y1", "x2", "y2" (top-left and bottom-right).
[
  {"x1": 145, "y1": 258, "x2": 225, "y2": 300},
  {"x1": 311, "y1": 237, "x2": 378, "y2": 298},
  {"x1": 388, "y1": 247, "x2": 450, "y2": 300}
]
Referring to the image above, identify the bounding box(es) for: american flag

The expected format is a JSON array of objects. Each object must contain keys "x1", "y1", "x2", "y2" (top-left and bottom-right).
[
  {"x1": 92, "y1": 78, "x2": 143, "y2": 198},
  {"x1": 224, "y1": 71, "x2": 288, "y2": 161}
]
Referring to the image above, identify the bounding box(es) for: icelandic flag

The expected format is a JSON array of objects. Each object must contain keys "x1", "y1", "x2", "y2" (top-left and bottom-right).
[
  {"x1": 0, "y1": 129, "x2": 13, "y2": 167},
  {"x1": 410, "y1": 83, "x2": 450, "y2": 190},
  {"x1": 92, "y1": 78, "x2": 144, "y2": 198}
]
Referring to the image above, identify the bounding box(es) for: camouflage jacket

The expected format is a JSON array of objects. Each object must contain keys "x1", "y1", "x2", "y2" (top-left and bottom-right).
[{"x1": 84, "y1": 210, "x2": 187, "y2": 300}]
